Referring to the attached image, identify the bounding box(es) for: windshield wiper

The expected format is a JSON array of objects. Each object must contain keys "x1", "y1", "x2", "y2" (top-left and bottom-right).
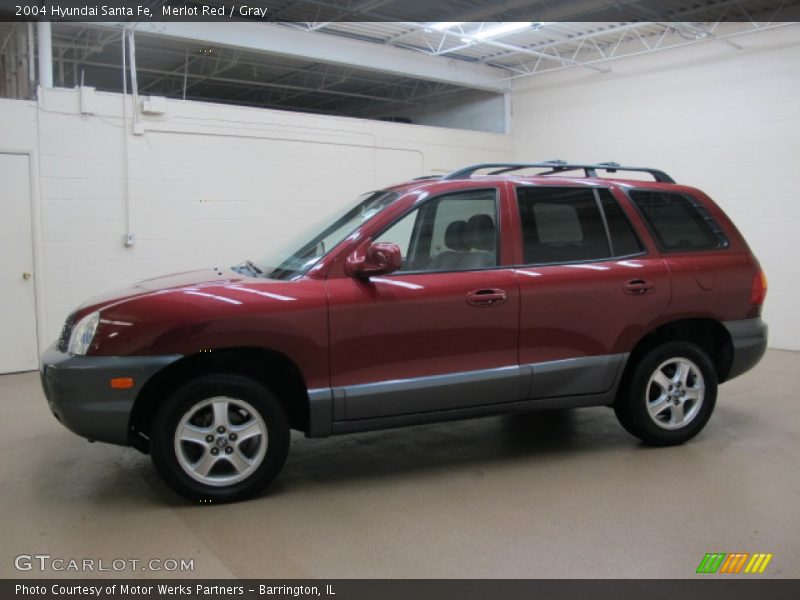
[{"x1": 232, "y1": 260, "x2": 264, "y2": 277}]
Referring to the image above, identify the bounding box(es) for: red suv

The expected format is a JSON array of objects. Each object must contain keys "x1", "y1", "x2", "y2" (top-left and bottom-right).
[{"x1": 41, "y1": 161, "x2": 768, "y2": 502}]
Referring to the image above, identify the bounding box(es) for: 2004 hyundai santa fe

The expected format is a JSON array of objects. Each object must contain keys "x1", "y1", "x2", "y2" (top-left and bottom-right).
[{"x1": 41, "y1": 161, "x2": 768, "y2": 502}]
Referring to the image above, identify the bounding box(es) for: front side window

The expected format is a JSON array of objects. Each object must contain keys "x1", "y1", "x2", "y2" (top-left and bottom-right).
[
  {"x1": 375, "y1": 189, "x2": 498, "y2": 273},
  {"x1": 629, "y1": 190, "x2": 728, "y2": 252},
  {"x1": 517, "y1": 187, "x2": 610, "y2": 264}
]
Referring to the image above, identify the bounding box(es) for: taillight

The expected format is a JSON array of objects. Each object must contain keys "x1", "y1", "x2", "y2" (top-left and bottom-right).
[{"x1": 750, "y1": 270, "x2": 768, "y2": 305}]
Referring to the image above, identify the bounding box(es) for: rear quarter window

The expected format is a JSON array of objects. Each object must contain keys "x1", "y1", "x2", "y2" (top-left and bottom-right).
[{"x1": 628, "y1": 190, "x2": 728, "y2": 252}]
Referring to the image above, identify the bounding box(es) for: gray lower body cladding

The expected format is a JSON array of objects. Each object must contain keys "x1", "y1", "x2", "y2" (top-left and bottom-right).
[
  {"x1": 40, "y1": 345, "x2": 181, "y2": 445},
  {"x1": 308, "y1": 353, "x2": 628, "y2": 437},
  {"x1": 723, "y1": 318, "x2": 768, "y2": 381}
]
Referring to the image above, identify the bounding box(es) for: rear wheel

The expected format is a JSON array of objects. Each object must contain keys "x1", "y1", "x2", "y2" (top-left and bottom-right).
[
  {"x1": 615, "y1": 341, "x2": 717, "y2": 446},
  {"x1": 151, "y1": 374, "x2": 290, "y2": 502}
]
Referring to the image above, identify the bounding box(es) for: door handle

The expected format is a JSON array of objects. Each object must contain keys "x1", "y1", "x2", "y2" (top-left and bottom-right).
[
  {"x1": 466, "y1": 288, "x2": 507, "y2": 307},
  {"x1": 22, "y1": 272, "x2": 32, "y2": 280},
  {"x1": 623, "y1": 279, "x2": 654, "y2": 295}
]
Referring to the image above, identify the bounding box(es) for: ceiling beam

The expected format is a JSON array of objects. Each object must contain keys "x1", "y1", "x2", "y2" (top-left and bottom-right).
[{"x1": 91, "y1": 21, "x2": 511, "y2": 93}]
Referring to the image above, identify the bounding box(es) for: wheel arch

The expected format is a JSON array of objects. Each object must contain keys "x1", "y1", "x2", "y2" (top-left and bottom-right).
[
  {"x1": 129, "y1": 347, "x2": 310, "y2": 453},
  {"x1": 618, "y1": 318, "x2": 734, "y2": 401}
]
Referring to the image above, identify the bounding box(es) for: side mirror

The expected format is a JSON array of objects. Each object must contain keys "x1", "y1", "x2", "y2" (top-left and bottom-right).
[{"x1": 345, "y1": 242, "x2": 402, "y2": 279}]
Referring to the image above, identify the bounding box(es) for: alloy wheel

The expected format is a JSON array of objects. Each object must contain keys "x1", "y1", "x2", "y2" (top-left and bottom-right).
[
  {"x1": 173, "y1": 396, "x2": 268, "y2": 486},
  {"x1": 645, "y1": 357, "x2": 705, "y2": 430}
]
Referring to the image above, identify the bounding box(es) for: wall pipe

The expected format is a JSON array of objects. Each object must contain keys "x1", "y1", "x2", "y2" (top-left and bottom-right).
[
  {"x1": 127, "y1": 28, "x2": 140, "y2": 133},
  {"x1": 122, "y1": 29, "x2": 134, "y2": 246}
]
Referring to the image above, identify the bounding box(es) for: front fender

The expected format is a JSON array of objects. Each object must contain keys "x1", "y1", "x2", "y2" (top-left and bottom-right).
[{"x1": 87, "y1": 278, "x2": 330, "y2": 390}]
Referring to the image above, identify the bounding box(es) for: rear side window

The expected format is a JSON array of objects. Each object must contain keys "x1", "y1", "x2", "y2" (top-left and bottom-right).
[
  {"x1": 517, "y1": 188, "x2": 610, "y2": 264},
  {"x1": 629, "y1": 191, "x2": 728, "y2": 252}
]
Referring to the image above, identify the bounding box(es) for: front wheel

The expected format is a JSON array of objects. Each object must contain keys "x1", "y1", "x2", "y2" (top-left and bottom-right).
[
  {"x1": 151, "y1": 374, "x2": 290, "y2": 503},
  {"x1": 614, "y1": 341, "x2": 717, "y2": 446}
]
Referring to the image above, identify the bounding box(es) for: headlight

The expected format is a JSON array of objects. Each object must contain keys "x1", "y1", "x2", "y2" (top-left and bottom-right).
[{"x1": 67, "y1": 311, "x2": 100, "y2": 355}]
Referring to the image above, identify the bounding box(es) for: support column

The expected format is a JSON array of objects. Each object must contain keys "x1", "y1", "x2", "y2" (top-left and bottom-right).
[
  {"x1": 27, "y1": 23, "x2": 35, "y2": 88},
  {"x1": 36, "y1": 21, "x2": 52, "y2": 88},
  {"x1": 15, "y1": 26, "x2": 29, "y2": 98}
]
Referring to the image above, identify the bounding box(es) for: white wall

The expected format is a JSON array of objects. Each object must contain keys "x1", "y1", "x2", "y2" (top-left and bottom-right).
[
  {"x1": 0, "y1": 98, "x2": 36, "y2": 146},
  {"x1": 512, "y1": 25, "x2": 800, "y2": 350},
  {"x1": 0, "y1": 89, "x2": 513, "y2": 347}
]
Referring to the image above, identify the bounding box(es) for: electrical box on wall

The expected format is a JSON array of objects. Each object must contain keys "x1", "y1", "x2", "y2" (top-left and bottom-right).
[{"x1": 142, "y1": 96, "x2": 167, "y2": 115}]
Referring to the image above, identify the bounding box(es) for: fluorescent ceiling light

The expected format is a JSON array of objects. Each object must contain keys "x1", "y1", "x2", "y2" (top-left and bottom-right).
[
  {"x1": 430, "y1": 22, "x2": 464, "y2": 31},
  {"x1": 464, "y1": 22, "x2": 533, "y2": 41}
]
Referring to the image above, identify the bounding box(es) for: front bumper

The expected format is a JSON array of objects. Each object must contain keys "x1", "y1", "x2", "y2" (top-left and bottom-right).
[
  {"x1": 40, "y1": 345, "x2": 181, "y2": 446},
  {"x1": 723, "y1": 317, "x2": 768, "y2": 381}
]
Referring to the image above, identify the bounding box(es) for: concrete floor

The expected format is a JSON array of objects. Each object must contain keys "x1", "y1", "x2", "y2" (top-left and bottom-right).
[{"x1": 1, "y1": 349, "x2": 798, "y2": 579}]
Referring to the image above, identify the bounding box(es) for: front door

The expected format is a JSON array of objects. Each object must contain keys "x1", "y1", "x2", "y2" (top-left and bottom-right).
[
  {"x1": 513, "y1": 185, "x2": 671, "y2": 399},
  {"x1": 0, "y1": 154, "x2": 38, "y2": 373},
  {"x1": 327, "y1": 187, "x2": 522, "y2": 421}
]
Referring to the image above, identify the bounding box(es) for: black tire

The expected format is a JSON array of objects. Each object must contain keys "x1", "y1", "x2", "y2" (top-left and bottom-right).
[
  {"x1": 151, "y1": 374, "x2": 290, "y2": 503},
  {"x1": 614, "y1": 341, "x2": 717, "y2": 446}
]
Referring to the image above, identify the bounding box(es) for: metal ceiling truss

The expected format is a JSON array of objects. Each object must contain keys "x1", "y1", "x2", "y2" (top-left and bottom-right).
[
  {"x1": 51, "y1": 27, "x2": 121, "y2": 87},
  {"x1": 283, "y1": 1, "x2": 796, "y2": 80},
  {"x1": 493, "y1": 20, "x2": 794, "y2": 79}
]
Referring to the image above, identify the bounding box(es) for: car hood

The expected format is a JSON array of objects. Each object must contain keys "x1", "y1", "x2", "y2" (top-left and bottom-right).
[
  {"x1": 71, "y1": 268, "x2": 326, "y2": 358},
  {"x1": 77, "y1": 268, "x2": 299, "y2": 315}
]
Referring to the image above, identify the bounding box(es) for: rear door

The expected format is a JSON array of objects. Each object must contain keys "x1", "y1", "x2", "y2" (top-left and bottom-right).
[
  {"x1": 513, "y1": 184, "x2": 671, "y2": 399},
  {"x1": 625, "y1": 188, "x2": 750, "y2": 321}
]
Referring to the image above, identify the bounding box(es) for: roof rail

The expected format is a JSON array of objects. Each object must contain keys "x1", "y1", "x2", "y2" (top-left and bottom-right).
[{"x1": 442, "y1": 160, "x2": 675, "y2": 183}]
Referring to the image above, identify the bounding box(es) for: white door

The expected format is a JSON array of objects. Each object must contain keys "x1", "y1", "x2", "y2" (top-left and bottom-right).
[{"x1": 0, "y1": 154, "x2": 38, "y2": 373}]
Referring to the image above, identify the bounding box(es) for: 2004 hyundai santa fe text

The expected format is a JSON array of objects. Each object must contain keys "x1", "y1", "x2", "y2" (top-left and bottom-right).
[{"x1": 40, "y1": 161, "x2": 768, "y2": 502}]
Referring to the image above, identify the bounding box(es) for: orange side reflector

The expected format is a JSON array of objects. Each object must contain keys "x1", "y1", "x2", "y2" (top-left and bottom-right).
[
  {"x1": 750, "y1": 270, "x2": 768, "y2": 305},
  {"x1": 110, "y1": 377, "x2": 134, "y2": 389}
]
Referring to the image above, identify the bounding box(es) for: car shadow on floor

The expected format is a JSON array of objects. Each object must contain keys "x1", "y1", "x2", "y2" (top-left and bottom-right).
[
  {"x1": 273, "y1": 408, "x2": 634, "y2": 492},
  {"x1": 30, "y1": 407, "x2": 651, "y2": 507}
]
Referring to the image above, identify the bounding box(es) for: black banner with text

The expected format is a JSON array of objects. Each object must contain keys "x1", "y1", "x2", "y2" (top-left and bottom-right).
[
  {"x1": 5, "y1": 579, "x2": 800, "y2": 600},
  {"x1": 1, "y1": 0, "x2": 799, "y2": 23}
]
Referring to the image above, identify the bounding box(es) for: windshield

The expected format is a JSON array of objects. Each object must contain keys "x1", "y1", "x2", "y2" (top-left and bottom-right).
[{"x1": 236, "y1": 190, "x2": 398, "y2": 280}]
